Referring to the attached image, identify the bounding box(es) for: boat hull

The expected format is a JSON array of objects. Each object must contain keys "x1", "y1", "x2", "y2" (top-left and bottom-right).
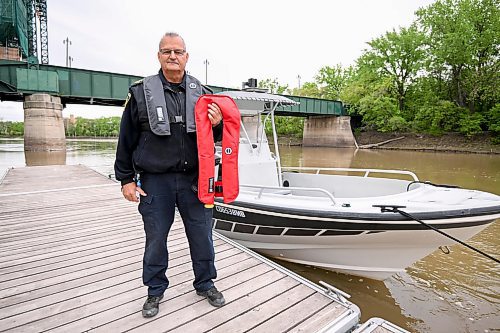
[{"x1": 213, "y1": 201, "x2": 498, "y2": 280}]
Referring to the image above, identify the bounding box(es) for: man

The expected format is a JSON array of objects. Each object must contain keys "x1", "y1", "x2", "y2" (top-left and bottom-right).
[{"x1": 114, "y1": 32, "x2": 225, "y2": 318}]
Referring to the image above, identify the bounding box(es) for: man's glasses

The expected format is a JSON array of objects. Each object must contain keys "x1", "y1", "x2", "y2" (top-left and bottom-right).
[{"x1": 159, "y1": 49, "x2": 186, "y2": 56}]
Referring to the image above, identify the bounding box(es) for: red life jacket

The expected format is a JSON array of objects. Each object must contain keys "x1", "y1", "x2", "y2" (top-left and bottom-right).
[{"x1": 195, "y1": 95, "x2": 240, "y2": 205}]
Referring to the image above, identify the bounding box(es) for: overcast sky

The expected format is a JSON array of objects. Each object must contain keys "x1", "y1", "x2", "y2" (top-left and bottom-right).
[{"x1": 1, "y1": 0, "x2": 436, "y2": 121}]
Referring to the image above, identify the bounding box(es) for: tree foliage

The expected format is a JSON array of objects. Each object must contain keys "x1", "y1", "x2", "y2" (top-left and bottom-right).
[
  {"x1": 258, "y1": 78, "x2": 289, "y2": 94},
  {"x1": 65, "y1": 117, "x2": 121, "y2": 137},
  {"x1": 258, "y1": 78, "x2": 304, "y2": 138},
  {"x1": 363, "y1": 25, "x2": 427, "y2": 112},
  {"x1": 315, "y1": 65, "x2": 354, "y2": 100},
  {"x1": 0, "y1": 121, "x2": 24, "y2": 136},
  {"x1": 323, "y1": 0, "x2": 498, "y2": 139},
  {"x1": 416, "y1": 0, "x2": 499, "y2": 112},
  {"x1": 0, "y1": 117, "x2": 122, "y2": 138}
]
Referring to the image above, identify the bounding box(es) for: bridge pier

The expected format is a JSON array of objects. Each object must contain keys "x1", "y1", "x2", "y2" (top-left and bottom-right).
[
  {"x1": 23, "y1": 94, "x2": 66, "y2": 151},
  {"x1": 302, "y1": 116, "x2": 356, "y2": 147}
]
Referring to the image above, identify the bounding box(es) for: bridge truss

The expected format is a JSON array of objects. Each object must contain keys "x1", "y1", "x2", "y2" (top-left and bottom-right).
[{"x1": 26, "y1": 0, "x2": 49, "y2": 65}]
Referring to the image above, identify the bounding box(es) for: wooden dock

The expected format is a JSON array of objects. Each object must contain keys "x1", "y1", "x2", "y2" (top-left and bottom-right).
[{"x1": 0, "y1": 165, "x2": 362, "y2": 332}]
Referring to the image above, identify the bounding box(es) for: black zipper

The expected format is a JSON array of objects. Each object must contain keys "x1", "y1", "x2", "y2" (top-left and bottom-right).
[{"x1": 173, "y1": 91, "x2": 186, "y2": 170}]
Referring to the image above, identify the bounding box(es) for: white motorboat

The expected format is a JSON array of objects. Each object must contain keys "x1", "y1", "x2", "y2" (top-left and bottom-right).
[{"x1": 212, "y1": 90, "x2": 500, "y2": 280}]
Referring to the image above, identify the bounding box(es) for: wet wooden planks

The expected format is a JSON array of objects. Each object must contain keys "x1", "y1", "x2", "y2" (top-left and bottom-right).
[{"x1": 0, "y1": 165, "x2": 356, "y2": 333}]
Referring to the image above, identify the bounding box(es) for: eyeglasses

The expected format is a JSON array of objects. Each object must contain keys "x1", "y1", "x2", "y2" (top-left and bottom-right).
[{"x1": 159, "y1": 49, "x2": 186, "y2": 56}]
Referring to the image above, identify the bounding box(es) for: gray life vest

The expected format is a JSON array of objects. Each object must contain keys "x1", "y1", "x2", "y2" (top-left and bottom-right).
[{"x1": 143, "y1": 73, "x2": 203, "y2": 135}]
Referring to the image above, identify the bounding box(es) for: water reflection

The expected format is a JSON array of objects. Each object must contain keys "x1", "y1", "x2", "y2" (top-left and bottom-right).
[
  {"x1": 274, "y1": 258, "x2": 421, "y2": 331},
  {"x1": 279, "y1": 146, "x2": 500, "y2": 333},
  {"x1": 394, "y1": 221, "x2": 500, "y2": 333},
  {"x1": 24, "y1": 151, "x2": 66, "y2": 166},
  {"x1": 279, "y1": 146, "x2": 500, "y2": 195},
  {"x1": 352, "y1": 149, "x2": 500, "y2": 195}
]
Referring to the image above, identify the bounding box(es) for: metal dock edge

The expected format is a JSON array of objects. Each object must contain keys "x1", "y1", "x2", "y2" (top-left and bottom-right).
[{"x1": 215, "y1": 232, "x2": 361, "y2": 332}]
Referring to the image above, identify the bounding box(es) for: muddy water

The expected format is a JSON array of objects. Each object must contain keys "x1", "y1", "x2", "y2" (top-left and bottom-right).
[
  {"x1": 1, "y1": 139, "x2": 498, "y2": 332},
  {"x1": 277, "y1": 147, "x2": 499, "y2": 333}
]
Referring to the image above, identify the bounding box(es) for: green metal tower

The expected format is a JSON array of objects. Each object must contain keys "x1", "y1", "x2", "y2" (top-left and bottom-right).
[{"x1": 0, "y1": 0, "x2": 48, "y2": 65}]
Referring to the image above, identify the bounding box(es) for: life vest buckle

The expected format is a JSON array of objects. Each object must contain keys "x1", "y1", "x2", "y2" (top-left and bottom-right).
[{"x1": 214, "y1": 181, "x2": 223, "y2": 197}]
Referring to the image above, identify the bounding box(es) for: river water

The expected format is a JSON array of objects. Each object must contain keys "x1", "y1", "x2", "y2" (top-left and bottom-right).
[{"x1": 1, "y1": 138, "x2": 498, "y2": 333}]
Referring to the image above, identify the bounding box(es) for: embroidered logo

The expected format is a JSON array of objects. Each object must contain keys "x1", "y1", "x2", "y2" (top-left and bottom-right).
[
  {"x1": 224, "y1": 147, "x2": 232, "y2": 155},
  {"x1": 189, "y1": 83, "x2": 197, "y2": 89}
]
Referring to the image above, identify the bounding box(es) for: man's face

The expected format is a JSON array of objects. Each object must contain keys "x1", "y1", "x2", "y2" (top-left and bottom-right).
[{"x1": 157, "y1": 36, "x2": 189, "y2": 75}]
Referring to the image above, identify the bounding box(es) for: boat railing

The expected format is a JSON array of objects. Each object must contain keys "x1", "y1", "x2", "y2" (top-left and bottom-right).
[
  {"x1": 240, "y1": 183, "x2": 337, "y2": 206},
  {"x1": 281, "y1": 166, "x2": 419, "y2": 182}
]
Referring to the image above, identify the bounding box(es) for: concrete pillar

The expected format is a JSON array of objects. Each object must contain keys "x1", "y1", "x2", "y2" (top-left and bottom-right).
[
  {"x1": 23, "y1": 94, "x2": 66, "y2": 151},
  {"x1": 24, "y1": 151, "x2": 66, "y2": 166},
  {"x1": 302, "y1": 115, "x2": 356, "y2": 148}
]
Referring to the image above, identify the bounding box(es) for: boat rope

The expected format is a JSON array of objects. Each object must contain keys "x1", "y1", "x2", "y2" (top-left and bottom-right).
[
  {"x1": 407, "y1": 181, "x2": 461, "y2": 191},
  {"x1": 373, "y1": 204, "x2": 499, "y2": 264}
]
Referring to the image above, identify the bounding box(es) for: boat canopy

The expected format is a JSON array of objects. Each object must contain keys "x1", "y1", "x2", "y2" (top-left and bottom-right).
[{"x1": 217, "y1": 90, "x2": 299, "y2": 116}]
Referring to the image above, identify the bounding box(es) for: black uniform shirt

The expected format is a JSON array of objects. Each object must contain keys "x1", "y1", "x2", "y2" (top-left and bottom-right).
[{"x1": 114, "y1": 70, "x2": 222, "y2": 185}]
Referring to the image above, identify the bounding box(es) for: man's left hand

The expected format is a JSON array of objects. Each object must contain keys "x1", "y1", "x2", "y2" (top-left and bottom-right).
[{"x1": 208, "y1": 103, "x2": 222, "y2": 126}]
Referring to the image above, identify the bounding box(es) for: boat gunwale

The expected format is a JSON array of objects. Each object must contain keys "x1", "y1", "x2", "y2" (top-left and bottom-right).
[{"x1": 214, "y1": 200, "x2": 500, "y2": 228}]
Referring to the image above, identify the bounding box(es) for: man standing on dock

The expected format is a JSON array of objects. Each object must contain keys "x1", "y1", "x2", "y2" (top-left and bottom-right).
[{"x1": 114, "y1": 32, "x2": 225, "y2": 318}]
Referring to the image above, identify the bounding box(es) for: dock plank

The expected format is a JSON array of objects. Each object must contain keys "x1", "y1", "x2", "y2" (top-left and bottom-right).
[
  {"x1": 47, "y1": 253, "x2": 255, "y2": 333},
  {"x1": 178, "y1": 282, "x2": 311, "y2": 333},
  {"x1": 0, "y1": 165, "x2": 358, "y2": 333},
  {"x1": 122, "y1": 267, "x2": 284, "y2": 333}
]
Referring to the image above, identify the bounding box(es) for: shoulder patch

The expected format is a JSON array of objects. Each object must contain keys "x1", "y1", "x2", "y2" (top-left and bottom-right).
[{"x1": 123, "y1": 92, "x2": 131, "y2": 107}]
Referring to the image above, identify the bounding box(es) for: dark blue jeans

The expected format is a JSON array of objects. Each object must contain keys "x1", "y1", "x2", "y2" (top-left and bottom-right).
[{"x1": 138, "y1": 172, "x2": 216, "y2": 296}]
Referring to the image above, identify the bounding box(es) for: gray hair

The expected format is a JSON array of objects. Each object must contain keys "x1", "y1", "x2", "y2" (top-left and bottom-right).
[{"x1": 159, "y1": 32, "x2": 186, "y2": 50}]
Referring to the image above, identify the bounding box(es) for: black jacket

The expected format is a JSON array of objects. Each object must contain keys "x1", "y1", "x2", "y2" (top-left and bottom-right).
[{"x1": 114, "y1": 71, "x2": 222, "y2": 185}]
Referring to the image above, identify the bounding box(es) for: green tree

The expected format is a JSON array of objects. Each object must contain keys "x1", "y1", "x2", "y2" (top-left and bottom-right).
[
  {"x1": 363, "y1": 25, "x2": 426, "y2": 113},
  {"x1": 65, "y1": 117, "x2": 122, "y2": 137},
  {"x1": 257, "y1": 78, "x2": 304, "y2": 138},
  {"x1": 416, "y1": 0, "x2": 500, "y2": 112},
  {"x1": 289, "y1": 82, "x2": 322, "y2": 98},
  {"x1": 258, "y1": 78, "x2": 288, "y2": 94},
  {"x1": 0, "y1": 121, "x2": 24, "y2": 136},
  {"x1": 487, "y1": 103, "x2": 500, "y2": 142},
  {"x1": 315, "y1": 64, "x2": 354, "y2": 100}
]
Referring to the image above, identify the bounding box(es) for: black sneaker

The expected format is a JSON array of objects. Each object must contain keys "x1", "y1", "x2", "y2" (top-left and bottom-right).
[
  {"x1": 196, "y1": 286, "x2": 226, "y2": 307},
  {"x1": 142, "y1": 294, "x2": 164, "y2": 318}
]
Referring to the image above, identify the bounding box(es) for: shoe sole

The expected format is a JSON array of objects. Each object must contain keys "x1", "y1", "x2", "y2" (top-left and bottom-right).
[{"x1": 142, "y1": 308, "x2": 159, "y2": 318}]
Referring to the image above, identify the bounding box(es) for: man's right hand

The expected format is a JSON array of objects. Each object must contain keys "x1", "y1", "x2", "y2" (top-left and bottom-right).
[{"x1": 122, "y1": 182, "x2": 147, "y2": 202}]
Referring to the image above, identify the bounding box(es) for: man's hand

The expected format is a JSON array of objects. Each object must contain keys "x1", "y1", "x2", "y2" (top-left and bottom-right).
[
  {"x1": 122, "y1": 182, "x2": 147, "y2": 202},
  {"x1": 208, "y1": 103, "x2": 222, "y2": 126}
]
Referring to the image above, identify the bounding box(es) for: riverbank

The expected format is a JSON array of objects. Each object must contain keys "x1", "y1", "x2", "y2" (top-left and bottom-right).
[
  {"x1": 276, "y1": 131, "x2": 500, "y2": 154},
  {"x1": 354, "y1": 131, "x2": 500, "y2": 154}
]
